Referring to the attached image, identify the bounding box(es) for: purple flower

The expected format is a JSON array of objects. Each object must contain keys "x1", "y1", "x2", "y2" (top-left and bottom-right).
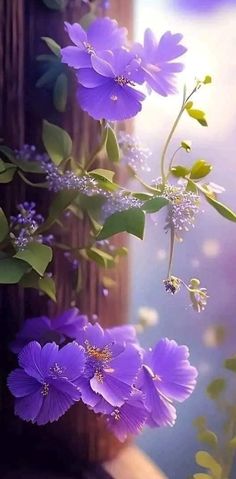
[
  {"x1": 76, "y1": 49, "x2": 146, "y2": 120},
  {"x1": 138, "y1": 338, "x2": 197, "y2": 427},
  {"x1": 11, "y1": 308, "x2": 88, "y2": 353},
  {"x1": 133, "y1": 29, "x2": 187, "y2": 96},
  {"x1": 61, "y1": 18, "x2": 127, "y2": 70},
  {"x1": 76, "y1": 323, "x2": 141, "y2": 409},
  {"x1": 106, "y1": 391, "x2": 147, "y2": 442},
  {"x1": 106, "y1": 324, "x2": 138, "y2": 345},
  {"x1": 7, "y1": 341, "x2": 85, "y2": 425}
]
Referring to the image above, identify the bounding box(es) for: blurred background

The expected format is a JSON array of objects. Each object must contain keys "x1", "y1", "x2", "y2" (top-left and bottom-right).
[{"x1": 129, "y1": 0, "x2": 236, "y2": 477}]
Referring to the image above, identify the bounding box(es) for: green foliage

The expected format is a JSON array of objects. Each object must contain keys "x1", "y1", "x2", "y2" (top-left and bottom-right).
[
  {"x1": 203, "y1": 75, "x2": 212, "y2": 85},
  {"x1": 0, "y1": 145, "x2": 43, "y2": 173},
  {"x1": 97, "y1": 208, "x2": 145, "y2": 241},
  {"x1": 14, "y1": 243, "x2": 53, "y2": 276},
  {"x1": 205, "y1": 195, "x2": 236, "y2": 223},
  {"x1": 0, "y1": 208, "x2": 9, "y2": 242},
  {"x1": 20, "y1": 270, "x2": 56, "y2": 301},
  {"x1": 0, "y1": 258, "x2": 30, "y2": 284},
  {"x1": 38, "y1": 190, "x2": 79, "y2": 232},
  {"x1": 186, "y1": 102, "x2": 208, "y2": 127},
  {"x1": 142, "y1": 196, "x2": 169, "y2": 213},
  {"x1": 53, "y1": 73, "x2": 68, "y2": 112},
  {"x1": 42, "y1": 120, "x2": 72, "y2": 166},
  {"x1": 42, "y1": 0, "x2": 68, "y2": 10},
  {"x1": 106, "y1": 126, "x2": 120, "y2": 163},
  {"x1": 171, "y1": 165, "x2": 191, "y2": 178},
  {"x1": 198, "y1": 430, "x2": 218, "y2": 448},
  {"x1": 190, "y1": 160, "x2": 213, "y2": 180},
  {"x1": 193, "y1": 474, "x2": 212, "y2": 479},
  {"x1": 224, "y1": 356, "x2": 236, "y2": 373},
  {"x1": 89, "y1": 168, "x2": 115, "y2": 183},
  {"x1": 0, "y1": 163, "x2": 17, "y2": 183},
  {"x1": 195, "y1": 451, "x2": 222, "y2": 478},
  {"x1": 85, "y1": 247, "x2": 115, "y2": 268},
  {"x1": 41, "y1": 37, "x2": 61, "y2": 57},
  {"x1": 206, "y1": 378, "x2": 226, "y2": 399}
]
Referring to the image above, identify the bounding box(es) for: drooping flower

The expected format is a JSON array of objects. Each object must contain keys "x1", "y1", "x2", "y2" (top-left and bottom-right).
[
  {"x1": 133, "y1": 29, "x2": 187, "y2": 96},
  {"x1": 163, "y1": 276, "x2": 181, "y2": 295},
  {"x1": 137, "y1": 338, "x2": 197, "y2": 427},
  {"x1": 76, "y1": 323, "x2": 141, "y2": 409},
  {"x1": 101, "y1": 191, "x2": 143, "y2": 221},
  {"x1": 106, "y1": 391, "x2": 148, "y2": 441},
  {"x1": 10, "y1": 202, "x2": 45, "y2": 251},
  {"x1": 118, "y1": 131, "x2": 152, "y2": 173},
  {"x1": 10, "y1": 308, "x2": 88, "y2": 353},
  {"x1": 7, "y1": 341, "x2": 85, "y2": 425},
  {"x1": 76, "y1": 49, "x2": 146, "y2": 121},
  {"x1": 61, "y1": 18, "x2": 127, "y2": 70},
  {"x1": 188, "y1": 278, "x2": 208, "y2": 312}
]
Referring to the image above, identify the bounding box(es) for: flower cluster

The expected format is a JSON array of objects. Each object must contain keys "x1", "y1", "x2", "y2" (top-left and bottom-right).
[
  {"x1": 8, "y1": 309, "x2": 197, "y2": 440},
  {"x1": 14, "y1": 144, "x2": 48, "y2": 164},
  {"x1": 61, "y1": 18, "x2": 187, "y2": 120},
  {"x1": 10, "y1": 202, "x2": 49, "y2": 251},
  {"x1": 118, "y1": 131, "x2": 152, "y2": 173},
  {"x1": 101, "y1": 192, "x2": 143, "y2": 220}
]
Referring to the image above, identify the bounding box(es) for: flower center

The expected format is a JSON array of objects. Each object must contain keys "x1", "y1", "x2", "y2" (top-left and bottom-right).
[
  {"x1": 111, "y1": 408, "x2": 121, "y2": 421},
  {"x1": 115, "y1": 75, "x2": 133, "y2": 86},
  {"x1": 85, "y1": 340, "x2": 112, "y2": 362},
  {"x1": 41, "y1": 382, "x2": 50, "y2": 396},
  {"x1": 50, "y1": 362, "x2": 64, "y2": 376},
  {"x1": 83, "y1": 41, "x2": 95, "y2": 54},
  {"x1": 94, "y1": 369, "x2": 104, "y2": 383}
]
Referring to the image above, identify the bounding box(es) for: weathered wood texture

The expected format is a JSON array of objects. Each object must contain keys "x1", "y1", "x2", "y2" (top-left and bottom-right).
[{"x1": 0, "y1": 0, "x2": 133, "y2": 470}]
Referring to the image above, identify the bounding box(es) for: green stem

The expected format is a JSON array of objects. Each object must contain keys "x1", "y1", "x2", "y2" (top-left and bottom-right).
[
  {"x1": 168, "y1": 146, "x2": 183, "y2": 174},
  {"x1": 167, "y1": 225, "x2": 175, "y2": 278},
  {"x1": 160, "y1": 83, "x2": 199, "y2": 184},
  {"x1": 86, "y1": 121, "x2": 108, "y2": 171}
]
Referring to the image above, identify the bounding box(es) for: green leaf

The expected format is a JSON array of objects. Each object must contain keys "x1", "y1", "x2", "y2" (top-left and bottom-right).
[
  {"x1": 190, "y1": 160, "x2": 213, "y2": 179},
  {"x1": 0, "y1": 165, "x2": 17, "y2": 183},
  {"x1": 89, "y1": 168, "x2": 115, "y2": 183},
  {"x1": 0, "y1": 208, "x2": 9, "y2": 242},
  {"x1": 42, "y1": 0, "x2": 68, "y2": 10},
  {"x1": 224, "y1": 356, "x2": 236, "y2": 372},
  {"x1": 0, "y1": 258, "x2": 30, "y2": 283},
  {"x1": 106, "y1": 126, "x2": 120, "y2": 163},
  {"x1": 171, "y1": 165, "x2": 191, "y2": 178},
  {"x1": 0, "y1": 158, "x2": 6, "y2": 172},
  {"x1": 53, "y1": 73, "x2": 68, "y2": 112},
  {"x1": 0, "y1": 145, "x2": 43, "y2": 173},
  {"x1": 113, "y1": 246, "x2": 128, "y2": 257},
  {"x1": 206, "y1": 378, "x2": 225, "y2": 399},
  {"x1": 38, "y1": 190, "x2": 78, "y2": 233},
  {"x1": 132, "y1": 192, "x2": 153, "y2": 201},
  {"x1": 186, "y1": 106, "x2": 208, "y2": 127},
  {"x1": 205, "y1": 195, "x2": 236, "y2": 222},
  {"x1": 142, "y1": 196, "x2": 169, "y2": 213},
  {"x1": 36, "y1": 67, "x2": 59, "y2": 88},
  {"x1": 97, "y1": 208, "x2": 145, "y2": 241},
  {"x1": 181, "y1": 140, "x2": 192, "y2": 152},
  {"x1": 228, "y1": 436, "x2": 236, "y2": 449},
  {"x1": 195, "y1": 451, "x2": 222, "y2": 478},
  {"x1": 38, "y1": 276, "x2": 56, "y2": 301},
  {"x1": 14, "y1": 243, "x2": 53, "y2": 276},
  {"x1": 85, "y1": 247, "x2": 115, "y2": 268},
  {"x1": 198, "y1": 430, "x2": 218, "y2": 448},
  {"x1": 41, "y1": 37, "x2": 61, "y2": 56},
  {"x1": 42, "y1": 120, "x2": 72, "y2": 166}
]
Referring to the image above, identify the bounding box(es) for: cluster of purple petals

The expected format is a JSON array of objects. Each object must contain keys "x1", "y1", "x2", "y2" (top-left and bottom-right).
[
  {"x1": 10, "y1": 202, "x2": 53, "y2": 251},
  {"x1": 61, "y1": 18, "x2": 187, "y2": 121},
  {"x1": 8, "y1": 309, "x2": 197, "y2": 441}
]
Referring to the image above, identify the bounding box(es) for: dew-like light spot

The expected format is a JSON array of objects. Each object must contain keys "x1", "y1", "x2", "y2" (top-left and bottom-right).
[{"x1": 202, "y1": 239, "x2": 221, "y2": 258}]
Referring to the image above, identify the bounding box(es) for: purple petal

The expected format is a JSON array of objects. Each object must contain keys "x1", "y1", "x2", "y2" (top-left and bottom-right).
[
  {"x1": 91, "y1": 54, "x2": 115, "y2": 77},
  {"x1": 56, "y1": 342, "x2": 85, "y2": 381},
  {"x1": 7, "y1": 369, "x2": 40, "y2": 398},
  {"x1": 64, "y1": 22, "x2": 87, "y2": 47},
  {"x1": 156, "y1": 31, "x2": 187, "y2": 62},
  {"x1": 141, "y1": 366, "x2": 176, "y2": 427},
  {"x1": 77, "y1": 68, "x2": 107, "y2": 87},
  {"x1": 77, "y1": 83, "x2": 145, "y2": 121},
  {"x1": 10, "y1": 316, "x2": 51, "y2": 353},
  {"x1": 35, "y1": 387, "x2": 75, "y2": 425},
  {"x1": 77, "y1": 322, "x2": 107, "y2": 349},
  {"x1": 109, "y1": 344, "x2": 141, "y2": 384},
  {"x1": 93, "y1": 397, "x2": 114, "y2": 414},
  {"x1": 15, "y1": 389, "x2": 43, "y2": 422},
  {"x1": 143, "y1": 29, "x2": 157, "y2": 61},
  {"x1": 39, "y1": 342, "x2": 59, "y2": 377},
  {"x1": 90, "y1": 373, "x2": 131, "y2": 407},
  {"x1": 50, "y1": 377, "x2": 81, "y2": 401},
  {"x1": 87, "y1": 18, "x2": 127, "y2": 52},
  {"x1": 107, "y1": 325, "x2": 137, "y2": 345},
  {"x1": 54, "y1": 308, "x2": 88, "y2": 338},
  {"x1": 144, "y1": 69, "x2": 177, "y2": 96},
  {"x1": 76, "y1": 377, "x2": 101, "y2": 408},
  {"x1": 61, "y1": 47, "x2": 91, "y2": 69},
  {"x1": 150, "y1": 338, "x2": 198, "y2": 402},
  {"x1": 107, "y1": 394, "x2": 147, "y2": 442},
  {"x1": 18, "y1": 341, "x2": 43, "y2": 382}
]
